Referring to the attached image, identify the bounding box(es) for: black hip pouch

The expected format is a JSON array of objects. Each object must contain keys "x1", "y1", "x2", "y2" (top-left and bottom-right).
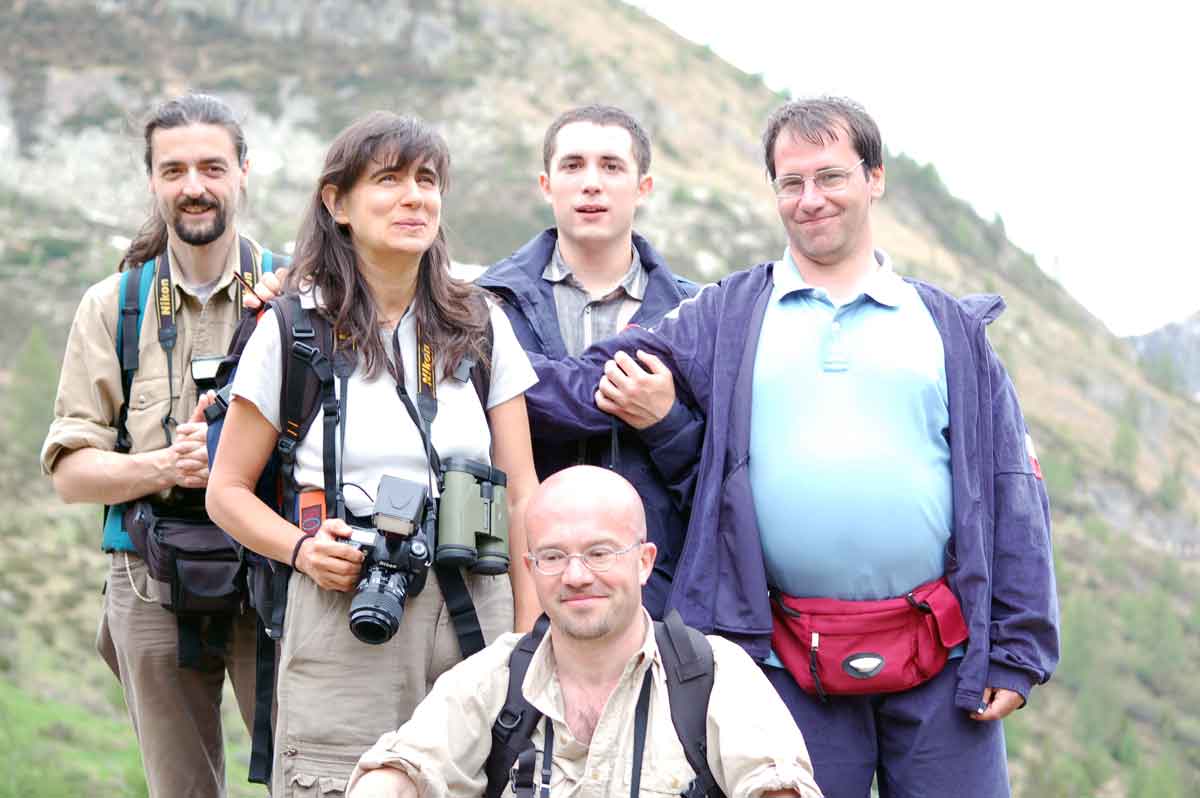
[{"x1": 125, "y1": 501, "x2": 245, "y2": 616}]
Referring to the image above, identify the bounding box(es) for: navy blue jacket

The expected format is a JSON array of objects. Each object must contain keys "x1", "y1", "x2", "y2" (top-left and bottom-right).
[
  {"x1": 526, "y1": 261, "x2": 1060, "y2": 713},
  {"x1": 478, "y1": 229, "x2": 701, "y2": 618}
]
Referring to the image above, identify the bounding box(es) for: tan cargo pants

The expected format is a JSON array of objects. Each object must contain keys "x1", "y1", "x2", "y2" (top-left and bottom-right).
[
  {"x1": 271, "y1": 568, "x2": 513, "y2": 797},
  {"x1": 98, "y1": 552, "x2": 258, "y2": 798}
]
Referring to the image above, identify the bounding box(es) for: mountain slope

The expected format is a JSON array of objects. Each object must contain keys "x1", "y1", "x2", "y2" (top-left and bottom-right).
[{"x1": 1, "y1": 2, "x2": 1197, "y2": 796}]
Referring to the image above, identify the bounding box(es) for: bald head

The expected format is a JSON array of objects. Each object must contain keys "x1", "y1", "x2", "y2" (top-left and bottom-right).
[
  {"x1": 525, "y1": 466, "x2": 646, "y2": 551},
  {"x1": 524, "y1": 467, "x2": 655, "y2": 642}
]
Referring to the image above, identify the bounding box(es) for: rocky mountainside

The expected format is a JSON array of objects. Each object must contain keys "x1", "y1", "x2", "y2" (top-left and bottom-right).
[
  {"x1": 1130, "y1": 312, "x2": 1200, "y2": 400},
  {"x1": 1, "y1": 2, "x2": 1198, "y2": 796}
]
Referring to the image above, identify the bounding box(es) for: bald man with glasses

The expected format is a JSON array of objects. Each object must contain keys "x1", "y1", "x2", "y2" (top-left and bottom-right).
[{"x1": 347, "y1": 466, "x2": 822, "y2": 798}]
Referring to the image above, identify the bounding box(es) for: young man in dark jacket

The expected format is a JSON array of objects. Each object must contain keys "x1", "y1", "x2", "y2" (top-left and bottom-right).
[
  {"x1": 478, "y1": 106, "x2": 701, "y2": 619},
  {"x1": 525, "y1": 97, "x2": 1059, "y2": 798}
]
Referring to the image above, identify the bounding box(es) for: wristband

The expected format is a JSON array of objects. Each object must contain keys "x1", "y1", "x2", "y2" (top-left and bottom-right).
[{"x1": 290, "y1": 534, "x2": 313, "y2": 570}]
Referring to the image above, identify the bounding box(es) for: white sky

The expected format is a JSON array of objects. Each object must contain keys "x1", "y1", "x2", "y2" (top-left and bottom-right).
[{"x1": 628, "y1": 0, "x2": 1199, "y2": 336}]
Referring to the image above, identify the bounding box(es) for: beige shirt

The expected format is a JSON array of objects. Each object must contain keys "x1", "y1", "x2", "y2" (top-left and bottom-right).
[
  {"x1": 350, "y1": 611, "x2": 823, "y2": 798},
  {"x1": 40, "y1": 236, "x2": 264, "y2": 476}
]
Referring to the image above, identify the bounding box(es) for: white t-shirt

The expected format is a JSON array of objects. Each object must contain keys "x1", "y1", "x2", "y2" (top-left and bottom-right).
[{"x1": 232, "y1": 294, "x2": 537, "y2": 517}]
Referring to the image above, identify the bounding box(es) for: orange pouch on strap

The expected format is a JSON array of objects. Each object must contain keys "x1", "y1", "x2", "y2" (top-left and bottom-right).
[
  {"x1": 297, "y1": 489, "x2": 326, "y2": 534},
  {"x1": 770, "y1": 576, "x2": 968, "y2": 698}
]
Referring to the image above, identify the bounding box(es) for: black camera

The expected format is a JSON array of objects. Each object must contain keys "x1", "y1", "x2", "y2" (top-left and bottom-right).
[{"x1": 343, "y1": 476, "x2": 433, "y2": 645}]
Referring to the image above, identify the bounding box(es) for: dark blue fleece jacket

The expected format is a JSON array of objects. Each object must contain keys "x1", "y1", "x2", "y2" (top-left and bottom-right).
[
  {"x1": 526, "y1": 260, "x2": 1060, "y2": 713},
  {"x1": 478, "y1": 229, "x2": 701, "y2": 618}
]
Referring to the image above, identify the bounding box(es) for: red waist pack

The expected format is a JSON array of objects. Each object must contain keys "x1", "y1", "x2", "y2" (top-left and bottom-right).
[{"x1": 770, "y1": 577, "x2": 968, "y2": 699}]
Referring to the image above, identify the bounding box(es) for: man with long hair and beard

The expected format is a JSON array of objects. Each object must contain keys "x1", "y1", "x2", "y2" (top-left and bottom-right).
[{"x1": 41, "y1": 92, "x2": 272, "y2": 797}]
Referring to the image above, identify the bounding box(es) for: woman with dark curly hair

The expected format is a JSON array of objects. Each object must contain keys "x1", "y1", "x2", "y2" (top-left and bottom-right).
[{"x1": 208, "y1": 111, "x2": 540, "y2": 796}]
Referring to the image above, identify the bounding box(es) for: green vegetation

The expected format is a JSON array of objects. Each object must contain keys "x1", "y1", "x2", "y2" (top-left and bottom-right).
[
  {"x1": 1139, "y1": 351, "x2": 1185, "y2": 395},
  {"x1": 0, "y1": 682, "x2": 148, "y2": 797},
  {"x1": 6, "y1": 326, "x2": 60, "y2": 457},
  {"x1": 1111, "y1": 391, "x2": 1141, "y2": 479},
  {"x1": 1040, "y1": 448, "x2": 1078, "y2": 502},
  {"x1": 1155, "y1": 456, "x2": 1186, "y2": 511}
]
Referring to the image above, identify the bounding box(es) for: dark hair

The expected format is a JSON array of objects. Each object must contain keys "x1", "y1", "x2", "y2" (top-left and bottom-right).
[
  {"x1": 761, "y1": 96, "x2": 882, "y2": 180},
  {"x1": 542, "y1": 104, "x2": 652, "y2": 176},
  {"x1": 121, "y1": 93, "x2": 247, "y2": 271},
  {"x1": 286, "y1": 111, "x2": 488, "y2": 381}
]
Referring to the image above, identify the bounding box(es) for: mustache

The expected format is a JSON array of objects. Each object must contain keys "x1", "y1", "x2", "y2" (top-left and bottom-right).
[
  {"x1": 176, "y1": 196, "x2": 219, "y2": 212},
  {"x1": 558, "y1": 590, "x2": 608, "y2": 601}
]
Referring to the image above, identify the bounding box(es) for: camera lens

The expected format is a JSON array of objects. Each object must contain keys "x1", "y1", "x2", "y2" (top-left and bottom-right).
[{"x1": 348, "y1": 567, "x2": 408, "y2": 645}]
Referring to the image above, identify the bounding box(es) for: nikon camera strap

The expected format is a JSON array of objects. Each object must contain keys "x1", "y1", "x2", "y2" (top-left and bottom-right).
[
  {"x1": 387, "y1": 321, "x2": 486, "y2": 658},
  {"x1": 153, "y1": 252, "x2": 179, "y2": 445}
]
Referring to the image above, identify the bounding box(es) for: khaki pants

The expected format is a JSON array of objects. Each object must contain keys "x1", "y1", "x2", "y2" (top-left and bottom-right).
[
  {"x1": 98, "y1": 552, "x2": 258, "y2": 798},
  {"x1": 272, "y1": 569, "x2": 513, "y2": 797}
]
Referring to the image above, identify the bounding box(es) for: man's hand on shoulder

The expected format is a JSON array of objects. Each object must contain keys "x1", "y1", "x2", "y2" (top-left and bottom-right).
[
  {"x1": 595, "y1": 349, "x2": 675, "y2": 430},
  {"x1": 242, "y1": 267, "x2": 287, "y2": 310}
]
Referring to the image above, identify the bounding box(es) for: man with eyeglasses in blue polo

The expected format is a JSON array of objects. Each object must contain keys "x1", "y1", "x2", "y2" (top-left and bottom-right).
[{"x1": 522, "y1": 96, "x2": 1059, "y2": 797}]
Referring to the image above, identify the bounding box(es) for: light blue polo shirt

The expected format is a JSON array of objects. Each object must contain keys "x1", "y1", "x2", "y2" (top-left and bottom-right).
[{"x1": 750, "y1": 250, "x2": 953, "y2": 604}]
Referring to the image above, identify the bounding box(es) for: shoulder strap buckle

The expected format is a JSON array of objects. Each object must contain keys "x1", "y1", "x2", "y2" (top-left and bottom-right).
[
  {"x1": 495, "y1": 708, "x2": 523, "y2": 733},
  {"x1": 277, "y1": 436, "x2": 298, "y2": 461}
]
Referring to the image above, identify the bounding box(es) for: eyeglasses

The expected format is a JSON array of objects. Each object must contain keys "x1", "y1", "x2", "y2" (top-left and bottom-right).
[
  {"x1": 525, "y1": 541, "x2": 643, "y2": 576},
  {"x1": 772, "y1": 158, "x2": 865, "y2": 198}
]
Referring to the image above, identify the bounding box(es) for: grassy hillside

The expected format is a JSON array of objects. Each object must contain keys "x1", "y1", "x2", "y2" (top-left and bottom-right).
[{"x1": 1, "y1": 1, "x2": 1198, "y2": 796}]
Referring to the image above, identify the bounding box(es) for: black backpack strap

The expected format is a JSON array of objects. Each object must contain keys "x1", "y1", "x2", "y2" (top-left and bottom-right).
[
  {"x1": 247, "y1": 615, "x2": 276, "y2": 784},
  {"x1": 485, "y1": 615, "x2": 550, "y2": 798},
  {"x1": 243, "y1": 296, "x2": 336, "y2": 787},
  {"x1": 451, "y1": 295, "x2": 493, "y2": 413},
  {"x1": 273, "y1": 296, "x2": 337, "y2": 514},
  {"x1": 115, "y1": 262, "x2": 151, "y2": 453},
  {"x1": 467, "y1": 309, "x2": 494, "y2": 411},
  {"x1": 655, "y1": 610, "x2": 724, "y2": 798}
]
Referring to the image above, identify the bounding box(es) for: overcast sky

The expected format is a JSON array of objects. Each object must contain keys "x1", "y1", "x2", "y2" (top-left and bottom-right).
[{"x1": 628, "y1": 0, "x2": 1198, "y2": 336}]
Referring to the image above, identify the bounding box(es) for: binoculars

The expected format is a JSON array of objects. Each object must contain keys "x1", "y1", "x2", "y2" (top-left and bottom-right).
[{"x1": 435, "y1": 458, "x2": 509, "y2": 575}]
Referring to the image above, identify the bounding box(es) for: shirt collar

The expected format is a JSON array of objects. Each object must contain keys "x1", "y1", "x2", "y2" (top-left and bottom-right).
[
  {"x1": 166, "y1": 237, "x2": 244, "y2": 304},
  {"x1": 543, "y1": 243, "x2": 647, "y2": 301},
  {"x1": 773, "y1": 248, "x2": 906, "y2": 308},
  {"x1": 523, "y1": 608, "x2": 659, "y2": 725}
]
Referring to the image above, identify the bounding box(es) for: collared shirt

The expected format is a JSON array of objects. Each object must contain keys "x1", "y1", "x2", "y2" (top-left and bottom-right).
[
  {"x1": 41, "y1": 237, "x2": 260, "y2": 476},
  {"x1": 749, "y1": 249, "x2": 953, "y2": 602},
  {"x1": 543, "y1": 243, "x2": 647, "y2": 357},
  {"x1": 349, "y1": 610, "x2": 823, "y2": 798}
]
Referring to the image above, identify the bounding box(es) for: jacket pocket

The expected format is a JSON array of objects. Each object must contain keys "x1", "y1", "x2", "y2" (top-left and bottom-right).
[{"x1": 279, "y1": 740, "x2": 360, "y2": 797}]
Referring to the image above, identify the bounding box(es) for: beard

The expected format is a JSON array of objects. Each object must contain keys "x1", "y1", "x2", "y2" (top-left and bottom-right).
[
  {"x1": 550, "y1": 587, "x2": 638, "y2": 642},
  {"x1": 555, "y1": 610, "x2": 615, "y2": 641},
  {"x1": 171, "y1": 197, "x2": 228, "y2": 246}
]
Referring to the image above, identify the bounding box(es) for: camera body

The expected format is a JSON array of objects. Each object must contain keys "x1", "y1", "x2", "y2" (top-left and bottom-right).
[{"x1": 343, "y1": 475, "x2": 433, "y2": 645}]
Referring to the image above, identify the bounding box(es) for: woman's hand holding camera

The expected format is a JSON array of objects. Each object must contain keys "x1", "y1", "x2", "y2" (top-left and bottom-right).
[{"x1": 294, "y1": 518, "x2": 366, "y2": 592}]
